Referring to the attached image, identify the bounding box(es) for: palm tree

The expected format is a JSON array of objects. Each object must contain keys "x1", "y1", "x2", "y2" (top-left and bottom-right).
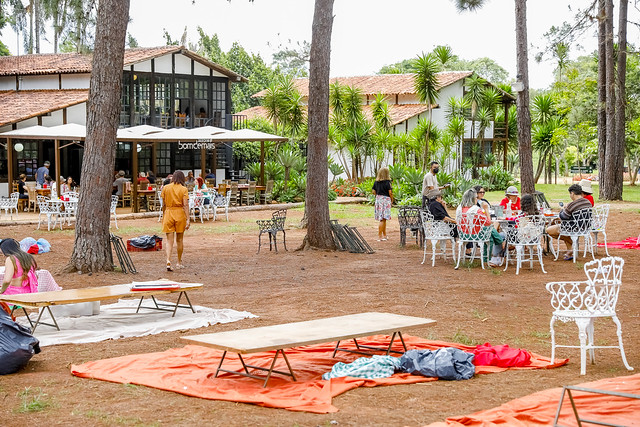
[
  {"x1": 453, "y1": 0, "x2": 535, "y2": 194},
  {"x1": 413, "y1": 53, "x2": 440, "y2": 170}
]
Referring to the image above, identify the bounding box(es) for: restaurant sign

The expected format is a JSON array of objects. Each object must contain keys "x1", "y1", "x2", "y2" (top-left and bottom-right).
[{"x1": 178, "y1": 139, "x2": 216, "y2": 150}]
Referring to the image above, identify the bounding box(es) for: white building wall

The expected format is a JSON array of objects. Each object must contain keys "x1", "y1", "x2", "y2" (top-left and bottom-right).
[
  {"x1": 41, "y1": 110, "x2": 65, "y2": 127},
  {"x1": 193, "y1": 61, "x2": 211, "y2": 77},
  {"x1": 66, "y1": 103, "x2": 87, "y2": 125},
  {"x1": 0, "y1": 77, "x2": 15, "y2": 90},
  {"x1": 61, "y1": 74, "x2": 91, "y2": 89},
  {"x1": 132, "y1": 60, "x2": 152, "y2": 73},
  {"x1": 154, "y1": 55, "x2": 173, "y2": 73},
  {"x1": 20, "y1": 75, "x2": 58, "y2": 90},
  {"x1": 174, "y1": 54, "x2": 191, "y2": 74}
]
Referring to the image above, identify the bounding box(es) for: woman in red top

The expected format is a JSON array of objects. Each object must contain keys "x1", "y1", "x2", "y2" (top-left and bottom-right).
[
  {"x1": 579, "y1": 179, "x2": 595, "y2": 206},
  {"x1": 499, "y1": 186, "x2": 521, "y2": 213}
]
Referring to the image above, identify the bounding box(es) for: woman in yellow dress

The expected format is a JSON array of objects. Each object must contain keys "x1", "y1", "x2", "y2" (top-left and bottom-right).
[{"x1": 161, "y1": 171, "x2": 190, "y2": 271}]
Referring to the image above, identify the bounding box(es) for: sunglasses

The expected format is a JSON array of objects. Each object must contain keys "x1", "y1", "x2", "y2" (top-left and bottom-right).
[{"x1": 477, "y1": 191, "x2": 485, "y2": 194}]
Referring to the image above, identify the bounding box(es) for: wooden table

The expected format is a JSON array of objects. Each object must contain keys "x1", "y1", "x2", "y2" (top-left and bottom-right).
[
  {"x1": 36, "y1": 188, "x2": 51, "y2": 196},
  {"x1": 215, "y1": 184, "x2": 267, "y2": 205},
  {"x1": 182, "y1": 312, "x2": 436, "y2": 387},
  {"x1": 0, "y1": 282, "x2": 203, "y2": 332}
]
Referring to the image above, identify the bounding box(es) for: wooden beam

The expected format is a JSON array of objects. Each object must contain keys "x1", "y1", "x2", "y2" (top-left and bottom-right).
[
  {"x1": 7, "y1": 138, "x2": 14, "y2": 192},
  {"x1": 260, "y1": 141, "x2": 265, "y2": 186},
  {"x1": 55, "y1": 139, "x2": 61, "y2": 197},
  {"x1": 504, "y1": 103, "x2": 509, "y2": 169},
  {"x1": 132, "y1": 142, "x2": 138, "y2": 213},
  {"x1": 151, "y1": 142, "x2": 157, "y2": 176},
  {"x1": 200, "y1": 146, "x2": 206, "y2": 178}
]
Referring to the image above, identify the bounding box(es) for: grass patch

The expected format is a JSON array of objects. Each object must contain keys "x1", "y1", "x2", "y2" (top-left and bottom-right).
[
  {"x1": 530, "y1": 330, "x2": 551, "y2": 339},
  {"x1": 450, "y1": 329, "x2": 480, "y2": 346},
  {"x1": 16, "y1": 387, "x2": 52, "y2": 413},
  {"x1": 82, "y1": 409, "x2": 157, "y2": 426},
  {"x1": 471, "y1": 308, "x2": 488, "y2": 320}
]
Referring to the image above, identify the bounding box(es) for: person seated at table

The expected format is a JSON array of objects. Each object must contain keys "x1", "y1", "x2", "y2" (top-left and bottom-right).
[
  {"x1": 146, "y1": 171, "x2": 156, "y2": 185},
  {"x1": 137, "y1": 172, "x2": 148, "y2": 184},
  {"x1": 473, "y1": 185, "x2": 491, "y2": 208},
  {"x1": 162, "y1": 174, "x2": 173, "y2": 187},
  {"x1": 17, "y1": 174, "x2": 29, "y2": 201},
  {"x1": 60, "y1": 176, "x2": 76, "y2": 194},
  {"x1": 186, "y1": 171, "x2": 195, "y2": 186},
  {"x1": 519, "y1": 194, "x2": 540, "y2": 217},
  {"x1": 0, "y1": 238, "x2": 39, "y2": 296},
  {"x1": 545, "y1": 183, "x2": 592, "y2": 261},
  {"x1": 194, "y1": 177, "x2": 211, "y2": 205},
  {"x1": 113, "y1": 171, "x2": 130, "y2": 196},
  {"x1": 44, "y1": 175, "x2": 57, "y2": 198},
  {"x1": 426, "y1": 190, "x2": 458, "y2": 239},
  {"x1": 456, "y1": 188, "x2": 505, "y2": 267},
  {"x1": 204, "y1": 169, "x2": 215, "y2": 180},
  {"x1": 499, "y1": 186, "x2": 521, "y2": 214},
  {"x1": 579, "y1": 179, "x2": 595, "y2": 206}
]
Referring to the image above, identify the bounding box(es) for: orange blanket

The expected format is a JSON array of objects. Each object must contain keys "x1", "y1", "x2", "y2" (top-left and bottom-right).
[
  {"x1": 428, "y1": 373, "x2": 640, "y2": 426},
  {"x1": 71, "y1": 335, "x2": 567, "y2": 413}
]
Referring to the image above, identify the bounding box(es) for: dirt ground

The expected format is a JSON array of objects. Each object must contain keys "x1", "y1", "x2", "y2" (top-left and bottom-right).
[{"x1": 1, "y1": 202, "x2": 639, "y2": 426}]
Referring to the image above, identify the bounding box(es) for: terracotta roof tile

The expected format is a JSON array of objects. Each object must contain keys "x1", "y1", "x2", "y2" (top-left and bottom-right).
[
  {"x1": 236, "y1": 103, "x2": 432, "y2": 128},
  {"x1": 252, "y1": 71, "x2": 474, "y2": 98},
  {"x1": 0, "y1": 89, "x2": 88, "y2": 127},
  {"x1": 0, "y1": 46, "x2": 247, "y2": 81}
]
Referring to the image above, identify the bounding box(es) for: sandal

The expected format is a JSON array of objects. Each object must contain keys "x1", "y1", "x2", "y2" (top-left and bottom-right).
[
  {"x1": 563, "y1": 254, "x2": 573, "y2": 261},
  {"x1": 166, "y1": 261, "x2": 173, "y2": 272},
  {"x1": 176, "y1": 264, "x2": 185, "y2": 270}
]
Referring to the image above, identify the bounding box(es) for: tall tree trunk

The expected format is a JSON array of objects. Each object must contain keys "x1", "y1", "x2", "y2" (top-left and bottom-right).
[
  {"x1": 597, "y1": 0, "x2": 607, "y2": 196},
  {"x1": 601, "y1": 0, "x2": 620, "y2": 200},
  {"x1": 534, "y1": 152, "x2": 545, "y2": 183},
  {"x1": 301, "y1": 0, "x2": 335, "y2": 250},
  {"x1": 515, "y1": 0, "x2": 535, "y2": 194},
  {"x1": 605, "y1": 0, "x2": 628, "y2": 200},
  {"x1": 65, "y1": 0, "x2": 130, "y2": 273}
]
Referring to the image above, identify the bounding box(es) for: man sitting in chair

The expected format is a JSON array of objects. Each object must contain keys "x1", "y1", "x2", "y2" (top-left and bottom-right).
[{"x1": 545, "y1": 183, "x2": 592, "y2": 261}]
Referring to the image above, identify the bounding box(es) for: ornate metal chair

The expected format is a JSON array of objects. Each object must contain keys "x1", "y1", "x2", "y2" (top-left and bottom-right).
[
  {"x1": 503, "y1": 215, "x2": 547, "y2": 275},
  {"x1": 455, "y1": 209, "x2": 492, "y2": 270},
  {"x1": 110, "y1": 195, "x2": 119, "y2": 229},
  {"x1": 0, "y1": 193, "x2": 20, "y2": 219},
  {"x1": 590, "y1": 204, "x2": 610, "y2": 256},
  {"x1": 546, "y1": 256, "x2": 633, "y2": 375},
  {"x1": 551, "y1": 207, "x2": 594, "y2": 263},
  {"x1": 36, "y1": 195, "x2": 62, "y2": 231},
  {"x1": 420, "y1": 210, "x2": 456, "y2": 267},
  {"x1": 212, "y1": 190, "x2": 231, "y2": 222},
  {"x1": 189, "y1": 192, "x2": 207, "y2": 223},
  {"x1": 256, "y1": 209, "x2": 287, "y2": 253},
  {"x1": 397, "y1": 206, "x2": 423, "y2": 247}
]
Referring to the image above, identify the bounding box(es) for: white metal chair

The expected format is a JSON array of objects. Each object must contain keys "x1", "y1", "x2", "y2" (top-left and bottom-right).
[
  {"x1": 62, "y1": 191, "x2": 80, "y2": 201},
  {"x1": 37, "y1": 195, "x2": 62, "y2": 231},
  {"x1": 547, "y1": 256, "x2": 633, "y2": 375},
  {"x1": 0, "y1": 193, "x2": 20, "y2": 219},
  {"x1": 455, "y1": 210, "x2": 492, "y2": 270},
  {"x1": 590, "y1": 204, "x2": 610, "y2": 256},
  {"x1": 189, "y1": 193, "x2": 207, "y2": 223},
  {"x1": 213, "y1": 190, "x2": 231, "y2": 222},
  {"x1": 420, "y1": 210, "x2": 456, "y2": 267},
  {"x1": 503, "y1": 215, "x2": 547, "y2": 275},
  {"x1": 110, "y1": 195, "x2": 119, "y2": 229},
  {"x1": 62, "y1": 199, "x2": 78, "y2": 225},
  {"x1": 551, "y1": 208, "x2": 594, "y2": 263},
  {"x1": 156, "y1": 190, "x2": 163, "y2": 222}
]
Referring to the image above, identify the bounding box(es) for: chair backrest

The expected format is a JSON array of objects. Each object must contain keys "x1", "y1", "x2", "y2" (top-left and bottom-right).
[
  {"x1": 272, "y1": 209, "x2": 287, "y2": 229},
  {"x1": 456, "y1": 208, "x2": 492, "y2": 241},
  {"x1": 591, "y1": 204, "x2": 610, "y2": 232},
  {"x1": 420, "y1": 209, "x2": 453, "y2": 240},
  {"x1": 28, "y1": 186, "x2": 37, "y2": 202},
  {"x1": 247, "y1": 181, "x2": 256, "y2": 196},
  {"x1": 9, "y1": 192, "x2": 19, "y2": 204},
  {"x1": 505, "y1": 215, "x2": 545, "y2": 245},
  {"x1": 230, "y1": 182, "x2": 239, "y2": 196},
  {"x1": 110, "y1": 195, "x2": 118, "y2": 213},
  {"x1": 559, "y1": 207, "x2": 592, "y2": 235},
  {"x1": 62, "y1": 191, "x2": 79, "y2": 201},
  {"x1": 265, "y1": 180, "x2": 274, "y2": 193},
  {"x1": 397, "y1": 206, "x2": 422, "y2": 230}
]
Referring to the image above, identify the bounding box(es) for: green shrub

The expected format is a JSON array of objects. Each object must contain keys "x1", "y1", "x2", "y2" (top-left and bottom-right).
[
  {"x1": 328, "y1": 188, "x2": 337, "y2": 201},
  {"x1": 398, "y1": 194, "x2": 422, "y2": 206}
]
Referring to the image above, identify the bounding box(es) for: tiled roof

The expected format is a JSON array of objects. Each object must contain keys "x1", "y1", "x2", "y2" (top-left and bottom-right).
[
  {"x1": 0, "y1": 46, "x2": 247, "y2": 81},
  {"x1": 0, "y1": 89, "x2": 88, "y2": 127},
  {"x1": 252, "y1": 71, "x2": 474, "y2": 98},
  {"x1": 236, "y1": 103, "x2": 432, "y2": 127}
]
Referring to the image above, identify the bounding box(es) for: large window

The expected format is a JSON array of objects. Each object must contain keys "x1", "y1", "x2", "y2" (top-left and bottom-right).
[
  {"x1": 138, "y1": 145, "x2": 152, "y2": 175},
  {"x1": 155, "y1": 76, "x2": 171, "y2": 128},
  {"x1": 174, "y1": 78, "x2": 190, "y2": 127},
  {"x1": 212, "y1": 80, "x2": 226, "y2": 127},
  {"x1": 17, "y1": 141, "x2": 38, "y2": 179},
  {"x1": 156, "y1": 142, "x2": 172, "y2": 176},
  {"x1": 120, "y1": 75, "x2": 131, "y2": 127},
  {"x1": 133, "y1": 74, "x2": 151, "y2": 125}
]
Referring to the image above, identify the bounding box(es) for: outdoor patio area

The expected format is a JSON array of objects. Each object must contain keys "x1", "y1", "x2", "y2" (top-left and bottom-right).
[{"x1": 0, "y1": 201, "x2": 638, "y2": 425}]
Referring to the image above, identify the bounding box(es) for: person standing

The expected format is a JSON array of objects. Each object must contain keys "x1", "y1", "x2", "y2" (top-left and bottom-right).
[
  {"x1": 35, "y1": 161, "x2": 50, "y2": 186},
  {"x1": 372, "y1": 167, "x2": 393, "y2": 241},
  {"x1": 421, "y1": 161, "x2": 449, "y2": 208},
  {"x1": 161, "y1": 171, "x2": 190, "y2": 271}
]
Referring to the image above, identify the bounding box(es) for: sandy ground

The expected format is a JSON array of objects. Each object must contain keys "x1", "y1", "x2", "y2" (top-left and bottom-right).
[{"x1": 0, "y1": 202, "x2": 639, "y2": 426}]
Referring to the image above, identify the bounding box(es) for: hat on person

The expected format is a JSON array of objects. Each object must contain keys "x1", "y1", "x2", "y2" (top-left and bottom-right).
[
  {"x1": 118, "y1": 170, "x2": 125, "y2": 177},
  {"x1": 579, "y1": 179, "x2": 593, "y2": 194},
  {"x1": 44, "y1": 161, "x2": 50, "y2": 166},
  {"x1": 505, "y1": 186, "x2": 519, "y2": 196}
]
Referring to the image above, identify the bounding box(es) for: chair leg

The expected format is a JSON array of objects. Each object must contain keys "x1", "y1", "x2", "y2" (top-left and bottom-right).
[
  {"x1": 537, "y1": 244, "x2": 547, "y2": 273},
  {"x1": 611, "y1": 315, "x2": 634, "y2": 371},
  {"x1": 421, "y1": 238, "x2": 427, "y2": 265},
  {"x1": 601, "y1": 231, "x2": 610, "y2": 257},
  {"x1": 282, "y1": 230, "x2": 287, "y2": 251},
  {"x1": 431, "y1": 240, "x2": 437, "y2": 267},
  {"x1": 455, "y1": 242, "x2": 462, "y2": 270},
  {"x1": 575, "y1": 317, "x2": 590, "y2": 375},
  {"x1": 478, "y1": 242, "x2": 485, "y2": 269},
  {"x1": 550, "y1": 316, "x2": 557, "y2": 365},
  {"x1": 587, "y1": 319, "x2": 595, "y2": 364},
  {"x1": 450, "y1": 238, "x2": 456, "y2": 264},
  {"x1": 515, "y1": 246, "x2": 523, "y2": 275},
  {"x1": 572, "y1": 237, "x2": 578, "y2": 263},
  {"x1": 257, "y1": 232, "x2": 262, "y2": 254}
]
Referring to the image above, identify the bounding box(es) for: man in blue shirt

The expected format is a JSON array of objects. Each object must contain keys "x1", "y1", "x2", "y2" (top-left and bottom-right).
[{"x1": 35, "y1": 161, "x2": 50, "y2": 186}]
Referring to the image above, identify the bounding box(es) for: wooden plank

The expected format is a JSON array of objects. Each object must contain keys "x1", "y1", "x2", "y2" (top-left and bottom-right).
[
  {"x1": 0, "y1": 283, "x2": 203, "y2": 308},
  {"x1": 182, "y1": 312, "x2": 436, "y2": 354}
]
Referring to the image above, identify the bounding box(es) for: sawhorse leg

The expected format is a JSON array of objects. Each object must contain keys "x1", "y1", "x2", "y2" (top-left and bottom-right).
[
  {"x1": 332, "y1": 331, "x2": 408, "y2": 357},
  {"x1": 135, "y1": 292, "x2": 196, "y2": 317},
  {"x1": 215, "y1": 349, "x2": 297, "y2": 388},
  {"x1": 13, "y1": 305, "x2": 60, "y2": 332}
]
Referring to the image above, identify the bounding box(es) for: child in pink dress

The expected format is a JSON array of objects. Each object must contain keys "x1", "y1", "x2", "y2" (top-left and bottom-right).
[{"x1": 0, "y1": 238, "x2": 39, "y2": 295}]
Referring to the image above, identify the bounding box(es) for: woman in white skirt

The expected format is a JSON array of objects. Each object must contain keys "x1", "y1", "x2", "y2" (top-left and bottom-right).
[{"x1": 372, "y1": 167, "x2": 394, "y2": 241}]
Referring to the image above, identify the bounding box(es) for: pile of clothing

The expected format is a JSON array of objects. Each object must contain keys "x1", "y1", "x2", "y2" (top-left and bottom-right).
[
  {"x1": 18, "y1": 237, "x2": 51, "y2": 255},
  {"x1": 322, "y1": 343, "x2": 531, "y2": 381}
]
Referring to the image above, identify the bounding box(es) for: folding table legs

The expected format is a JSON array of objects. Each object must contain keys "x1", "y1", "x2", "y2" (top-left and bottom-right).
[
  {"x1": 332, "y1": 331, "x2": 408, "y2": 357},
  {"x1": 135, "y1": 291, "x2": 196, "y2": 317},
  {"x1": 215, "y1": 349, "x2": 297, "y2": 387}
]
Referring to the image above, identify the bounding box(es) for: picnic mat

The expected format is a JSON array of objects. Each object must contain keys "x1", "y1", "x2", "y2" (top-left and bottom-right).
[
  {"x1": 19, "y1": 299, "x2": 256, "y2": 347},
  {"x1": 599, "y1": 237, "x2": 640, "y2": 249},
  {"x1": 71, "y1": 335, "x2": 568, "y2": 413},
  {"x1": 427, "y1": 373, "x2": 640, "y2": 426}
]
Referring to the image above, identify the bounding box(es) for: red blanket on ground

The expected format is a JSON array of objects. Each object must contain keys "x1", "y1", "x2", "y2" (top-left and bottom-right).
[
  {"x1": 427, "y1": 373, "x2": 640, "y2": 426},
  {"x1": 71, "y1": 335, "x2": 567, "y2": 413},
  {"x1": 599, "y1": 237, "x2": 640, "y2": 249}
]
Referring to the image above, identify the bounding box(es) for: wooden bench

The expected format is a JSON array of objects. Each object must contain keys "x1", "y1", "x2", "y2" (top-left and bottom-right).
[
  {"x1": 182, "y1": 312, "x2": 436, "y2": 387},
  {"x1": 0, "y1": 281, "x2": 202, "y2": 332}
]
